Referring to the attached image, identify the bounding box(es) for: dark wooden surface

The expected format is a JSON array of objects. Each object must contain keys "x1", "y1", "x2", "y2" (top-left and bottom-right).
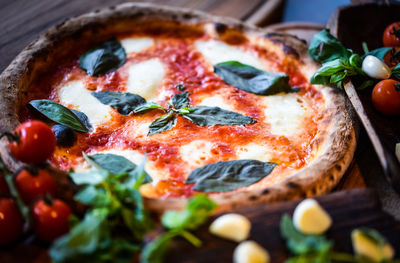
[{"x1": 167, "y1": 189, "x2": 400, "y2": 263}]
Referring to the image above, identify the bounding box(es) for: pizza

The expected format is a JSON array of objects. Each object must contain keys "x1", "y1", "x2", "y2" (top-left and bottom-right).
[{"x1": 0, "y1": 3, "x2": 356, "y2": 212}]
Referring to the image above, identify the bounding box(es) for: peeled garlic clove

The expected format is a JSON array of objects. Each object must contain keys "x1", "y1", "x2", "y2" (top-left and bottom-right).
[
  {"x1": 352, "y1": 228, "x2": 394, "y2": 262},
  {"x1": 233, "y1": 241, "x2": 270, "y2": 263},
  {"x1": 395, "y1": 143, "x2": 400, "y2": 163},
  {"x1": 293, "y1": 198, "x2": 332, "y2": 235},
  {"x1": 362, "y1": 55, "x2": 391, "y2": 79},
  {"x1": 209, "y1": 213, "x2": 251, "y2": 242}
]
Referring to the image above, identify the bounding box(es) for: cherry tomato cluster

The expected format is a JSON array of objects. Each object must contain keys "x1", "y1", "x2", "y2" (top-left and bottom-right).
[
  {"x1": 372, "y1": 22, "x2": 400, "y2": 115},
  {"x1": 0, "y1": 120, "x2": 72, "y2": 245}
]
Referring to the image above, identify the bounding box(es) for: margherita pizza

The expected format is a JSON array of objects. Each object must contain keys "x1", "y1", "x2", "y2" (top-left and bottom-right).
[{"x1": 0, "y1": 3, "x2": 356, "y2": 212}]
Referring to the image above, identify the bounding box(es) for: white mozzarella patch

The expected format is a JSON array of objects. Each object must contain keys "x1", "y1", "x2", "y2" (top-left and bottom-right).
[
  {"x1": 195, "y1": 40, "x2": 263, "y2": 69},
  {"x1": 58, "y1": 81, "x2": 111, "y2": 129},
  {"x1": 89, "y1": 149, "x2": 165, "y2": 181},
  {"x1": 262, "y1": 93, "x2": 308, "y2": 138},
  {"x1": 120, "y1": 37, "x2": 154, "y2": 53},
  {"x1": 236, "y1": 143, "x2": 273, "y2": 162},
  {"x1": 180, "y1": 140, "x2": 215, "y2": 168},
  {"x1": 198, "y1": 95, "x2": 235, "y2": 111},
  {"x1": 126, "y1": 58, "x2": 165, "y2": 101}
]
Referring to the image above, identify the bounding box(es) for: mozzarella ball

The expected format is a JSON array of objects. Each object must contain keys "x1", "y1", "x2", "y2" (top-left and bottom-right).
[
  {"x1": 362, "y1": 55, "x2": 391, "y2": 79},
  {"x1": 352, "y1": 229, "x2": 394, "y2": 261},
  {"x1": 293, "y1": 198, "x2": 332, "y2": 235},
  {"x1": 233, "y1": 241, "x2": 270, "y2": 263},
  {"x1": 209, "y1": 213, "x2": 251, "y2": 242}
]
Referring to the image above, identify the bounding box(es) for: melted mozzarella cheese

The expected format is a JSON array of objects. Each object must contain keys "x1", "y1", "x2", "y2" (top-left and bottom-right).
[
  {"x1": 262, "y1": 93, "x2": 308, "y2": 138},
  {"x1": 235, "y1": 143, "x2": 273, "y2": 162},
  {"x1": 180, "y1": 140, "x2": 216, "y2": 168},
  {"x1": 195, "y1": 40, "x2": 263, "y2": 69},
  {"x1": 120, "y1": 37, "x2": 154, "y2": 53},
  {"x1": 89, "y1": 149, "x2": 165, "y2": 181},
  {"x1": 126, "y1": 58, "x2": 165, "y2": 101},
  {"x1": 198, "y1": 95, "x2": 235, "y2": 111},
  {"x1": 58, "y1": 81, "x2": 111, "y2": 128}
]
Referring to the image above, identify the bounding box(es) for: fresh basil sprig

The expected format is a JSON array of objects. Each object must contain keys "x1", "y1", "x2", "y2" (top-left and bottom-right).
[
  {"x1": 185, "y1": 159, "x2": 276, "y2": 192},
  {"x1": 309, "y1": 29, "x2": 372, "y2": 90},
  {"x1": 140, "y1": 195, "x2": 216, "y2": 263},
  {"x1": 29, "y1": 99, "x2": 91, "y2": 132},
  {"x1": 50, "y1": 155, "x2": 152, "y2": 263},
  {"x1": 133, "y1": 91, "x2": 256, "y2": 136},
  {"x1": 214, "y1": 61, "x2": 295, "y2": 95},
  {"x1": 91, "y1": 91, "x2": 146, "y2": 116},
  {"x1": 79, "y1": 39, "x2": 126, "y2": 77}
]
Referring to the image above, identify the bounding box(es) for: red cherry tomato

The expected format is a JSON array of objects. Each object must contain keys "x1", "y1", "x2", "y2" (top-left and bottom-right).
[
  {"x1": 15, "y1": 169, "x2": 57, "y2": 204},
  {"x1": 372, "y1": 79, "x2": 400, "y2": 115},
  {"x1": 0, "y1": 197, "x2": 24, "y2": 245},
  {"x1": 33, "y1": 198, "x2": 71, "y2": 242},
  {"x1": 0, "y1": 174, "x2": 10, "y2": 195},
  {"x1": 384, "y1": 47, "x2": 400, "y2": 68},
  {"x1": 9, "y1": 121, "x2": 56, "y2": 164},
  {"x1": 383, "y1": 22, "x2": 400, "y2": 47}
]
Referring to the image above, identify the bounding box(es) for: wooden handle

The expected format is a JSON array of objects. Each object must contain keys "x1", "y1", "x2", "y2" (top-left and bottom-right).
[{"x1": 344, "y1": 80, "x2": 400, "y2": 193}]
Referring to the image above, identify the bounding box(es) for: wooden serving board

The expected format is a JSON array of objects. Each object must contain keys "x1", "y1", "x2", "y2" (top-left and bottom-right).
[{"x1": 167, "y1": 189, "x2": 400, "y2": 263}]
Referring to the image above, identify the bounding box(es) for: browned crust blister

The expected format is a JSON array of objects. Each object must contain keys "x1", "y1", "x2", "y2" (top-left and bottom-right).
[{"x1": 0, "y1": 3, "x2": 356, "y2": 213}]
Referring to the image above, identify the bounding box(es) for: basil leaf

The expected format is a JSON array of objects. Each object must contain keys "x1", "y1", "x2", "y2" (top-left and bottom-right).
[
  {"x1": 185, "y1": 159, "x2": 276, "y2": 192},
  {"x1": 49, "y1": 208, "x2": 109, "y2": 262},
  {"x1": 362, "y1": 47, "x2": 392, "y2": 61},
  {"x1": 148, "y1": 113, "x2": 177, "y2": 136},
  {"x1": 79, "y1": 39, "x2": 126, "y2": 76},
  {"x1": 183, "y1": 106, "x2": 256, "y2": 127},
  {"x1": 85, "y1": 153, "x2": 152, "y2": 184},
  {"x1": 133, "y1": 102, "x2": 164, "y2": 114},
  {"x1": 310, "y1": 58, "x2": 347, "y2": 86},
  {"x1": 392, "y1": 63, "x2": 400, "y2": 79},
  {"x1": 349, "y1": 54, "x2": 365, "y2": 75},
  {"x1": 71, "y1": 109, "x2": 93, "y2": 131},
  {"x1": 140, "y1": 231, "x2": 179, "y2": 263},
  {"x1": 214, "y1": 61, "x2": 293, "y2": 95},
  {"x1": 280, "y1": 214, "x2": 333, "y2": 255},
  {"x1": 29, "y1": 99, "x2": 90, "y2": 132},
  {"x1": 91, "y1": 91, "x2": 146, "y2": 115},
  {"x1": 162, "y1": 195, "x2": 216, "y2": 230},
  {"x1": 69, "y1": 169, "x2": 109, "y2": 186},
  {"x1": 171, "y1": 92, "x2": 189, "y2": 109},
  {"x1": 74, "y1": 185, "x2": 111, "y2": 207},
  {"x1": 308, "y1": 29, "x2": 351, "y2": 64}
]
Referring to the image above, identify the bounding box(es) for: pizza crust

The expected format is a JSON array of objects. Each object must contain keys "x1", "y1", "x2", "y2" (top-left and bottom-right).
[{"x1": 0, "y1": 3, "x2": 356, "y2": 212}]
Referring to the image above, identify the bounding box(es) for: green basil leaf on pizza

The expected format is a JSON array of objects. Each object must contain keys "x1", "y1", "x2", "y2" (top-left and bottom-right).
[
  {"x1": 134, "y1": 102, "x2": 165, "y2": 114},
  {"x1": 83, "y1": 153, "x2": 152, "y2": 184},
  {"x1": 214, "y1": 61, "x2": 294, "y2": 95},
  {"x1": 171, "y1": 92, "x2": 190, "y2": 109},
  {"x1": 185, "y1": 159, "x2": 276, "y2": 192},
  {"x1": 29, "y1": 99, "x2": 91, "y2": 132},
  {"x1": 91, "y1": 91, "x2": 146, "y2": 116},
  {"x1": 148, "y1": 113, "x2": 177, "y2": 136},
  {"x1": 183, "y1": 106, "x2": 256, "y2": 126},
  {"x1": 79, "y1": 39, "x2": 126, "y2": 76}
]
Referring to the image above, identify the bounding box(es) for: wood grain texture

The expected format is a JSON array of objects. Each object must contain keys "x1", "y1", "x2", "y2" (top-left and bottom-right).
[
  {"x1": 0, "y1": 0, "x2": 268, "y2": 74},
  {"x1": 166, "y1": 189, "x2": 400, "y2": 263}
]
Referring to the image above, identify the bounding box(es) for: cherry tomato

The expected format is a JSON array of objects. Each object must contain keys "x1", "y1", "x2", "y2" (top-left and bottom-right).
[
  {"x1": 0, "y1": 174, "x2": 10, "y2": 195},
  {"x1": 15, "y1": 169, "x2": 57, "y2": 204},
  {"x1": 33, "y1": 198, "x2": 71, "y2": 242},
  {"x1": 383, "y1": 22, "x2": 400, "y2": 47},
  {"x1": 9, "y1": 121, "x2": 56, "y2": 164},
  {"x1": 372, "y1": 79, "x2": 400, "y2": 115},
  {"x1": 0, "y1": 197, "x2": 24, "y2": 245},
  {"x1": 383, "y1": 47, "x2": 400, "y2": 68}
]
